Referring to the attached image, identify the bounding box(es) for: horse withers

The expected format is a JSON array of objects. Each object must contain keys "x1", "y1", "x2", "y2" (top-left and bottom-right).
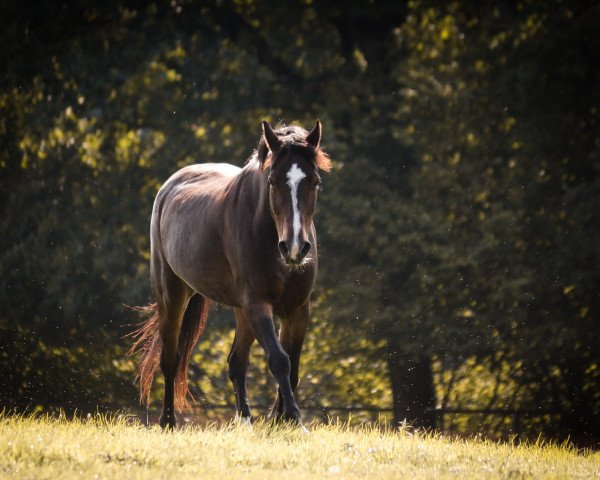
[{"x1": 129, "y1": 120, "x2": 331, "y2": 428}]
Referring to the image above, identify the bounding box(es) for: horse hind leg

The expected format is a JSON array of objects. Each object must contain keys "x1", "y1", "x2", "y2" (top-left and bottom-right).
[
  {"x1": 158, "y1": 304, "x2": 188, "y2": 428},
  {"x1": 158, "y1": 293, "x2": 211, "y2": 428},
  {"x1": 228, "y1": 308, "x2": 256, "y2": 423},
  {"x1": 153, "y1": 264, "x2": 190, "y2": 430}
]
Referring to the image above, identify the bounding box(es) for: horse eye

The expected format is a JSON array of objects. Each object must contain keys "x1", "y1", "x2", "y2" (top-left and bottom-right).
[{"x1": 314, "y1": 179, "x2": 322, "y2": 189}]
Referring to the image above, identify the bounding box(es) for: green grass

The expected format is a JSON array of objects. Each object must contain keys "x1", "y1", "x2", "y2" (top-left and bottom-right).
[{"x1": 0, "y1": 414, "x2": 598, "y2": 479}]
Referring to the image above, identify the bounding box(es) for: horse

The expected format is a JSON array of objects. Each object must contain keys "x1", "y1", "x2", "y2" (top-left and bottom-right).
[{"x1": 129, "y1": 120, "x2": 331, "y2": 429}]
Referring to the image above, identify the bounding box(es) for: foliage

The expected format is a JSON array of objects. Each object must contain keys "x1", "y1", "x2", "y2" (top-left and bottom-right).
[{"x1": 0, "y1": 0, "x2": 598, "y2": 438}]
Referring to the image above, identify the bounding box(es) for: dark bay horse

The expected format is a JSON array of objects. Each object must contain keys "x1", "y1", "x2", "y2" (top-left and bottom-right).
[{"x1": 129, "y1": 121, "x2": 331, "y2": 428}]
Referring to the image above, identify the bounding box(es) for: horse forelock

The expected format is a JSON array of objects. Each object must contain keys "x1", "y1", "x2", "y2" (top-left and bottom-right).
[
  {"x1": 246, "y1": 124, "x2": 332, "y2": 172},
  {"x1": 260, "y1": 143, "x2": 331, "y2": 172}
]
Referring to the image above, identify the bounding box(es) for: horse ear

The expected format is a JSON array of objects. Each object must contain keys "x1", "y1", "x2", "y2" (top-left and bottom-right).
[
  {"x1": 262, "y1": 121, "x2": 282, "y2": 155},
  {"x1": 305, "y1": 120, "x2": 321, "y2": 148}
]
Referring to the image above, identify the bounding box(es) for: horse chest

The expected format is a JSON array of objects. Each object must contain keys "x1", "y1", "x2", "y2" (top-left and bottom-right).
[{"x1": 271, "y1": 270, "x2": 315, "y2": 316}]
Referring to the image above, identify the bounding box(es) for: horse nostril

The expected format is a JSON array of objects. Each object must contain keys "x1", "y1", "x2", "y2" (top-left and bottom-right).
[
  {"x1": 278, "y1": 241, "x2": 289, "y2": 258},
  {"x1": 300, "y1": 241, "x2": 311, "y2": 259}
]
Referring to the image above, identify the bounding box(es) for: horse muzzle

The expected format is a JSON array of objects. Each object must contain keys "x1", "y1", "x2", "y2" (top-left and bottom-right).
[{"x1": 278, "y1": 239, "x2": 311, "y2": 265}]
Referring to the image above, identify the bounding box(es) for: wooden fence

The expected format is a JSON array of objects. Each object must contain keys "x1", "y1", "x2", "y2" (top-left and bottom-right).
[{"x1": 181, "y1": 403, "x2": 560, "y2": 433}]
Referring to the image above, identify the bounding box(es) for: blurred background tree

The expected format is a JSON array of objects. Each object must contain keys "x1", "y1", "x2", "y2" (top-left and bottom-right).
[{"x1": 1, "y1": 0, "x2": 598, "y2": 439}]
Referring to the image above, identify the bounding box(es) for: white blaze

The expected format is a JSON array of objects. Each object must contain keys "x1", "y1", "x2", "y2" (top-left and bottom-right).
[{"x1": 286, "y1": 163, "x2": 306, "y2": 258}]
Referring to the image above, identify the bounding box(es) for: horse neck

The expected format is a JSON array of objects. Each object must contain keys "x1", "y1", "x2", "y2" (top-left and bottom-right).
[{"x1": 239, "y1": 161, "x2": 276, "y2": 234}]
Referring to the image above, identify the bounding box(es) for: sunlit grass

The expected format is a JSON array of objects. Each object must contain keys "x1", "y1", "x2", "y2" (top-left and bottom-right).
[{"x1": 0, "y1": 413, "x2": 598, "y2": 479}]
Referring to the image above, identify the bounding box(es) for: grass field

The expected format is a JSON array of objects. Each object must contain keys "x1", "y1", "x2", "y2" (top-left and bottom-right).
[{"x1": 0, "y1": 414, "x2": 598, "y2": 479}]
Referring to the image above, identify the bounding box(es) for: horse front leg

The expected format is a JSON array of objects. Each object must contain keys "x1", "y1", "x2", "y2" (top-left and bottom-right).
[
  {"x1": 271, "y1": 303, "x2": 310, "y2": 421},
  {"x1": 228, "y1": 308, "x2": 256, "y2": 423},
  {"x1": 243, "y1": 301, "x2": 301, "y2": 423}
]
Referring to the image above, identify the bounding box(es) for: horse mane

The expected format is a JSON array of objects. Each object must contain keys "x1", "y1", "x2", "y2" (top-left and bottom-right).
[{"x1": 247, "y1": 123, "x2": 332, "y2": 172}]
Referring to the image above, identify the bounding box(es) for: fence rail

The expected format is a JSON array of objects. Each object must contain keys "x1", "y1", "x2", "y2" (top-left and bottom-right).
[
  {"x1": 192, "y1": 403, "x2": 559, "y2": 416},
  {"x1": 181, "y1": 404, "x2": 562, "y2": 433}
]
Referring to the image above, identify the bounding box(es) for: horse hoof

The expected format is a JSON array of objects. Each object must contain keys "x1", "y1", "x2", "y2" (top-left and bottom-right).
[
  {"x1": 282, "y1": 409, "x2": 302, "y2": 424},
  {"x1": 234, "y1": 414, "x2": 254, "y2": 428},
  {"x1": 159, "y1": 414, "x2": 176, "y2": 430}
]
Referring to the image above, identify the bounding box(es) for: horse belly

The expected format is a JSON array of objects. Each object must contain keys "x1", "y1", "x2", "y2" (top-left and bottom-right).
[
  {"x1": 185, "y1": 258, "x2": 239, "y2": 307},
  {"x1": 163, "y1": 222, "x2": 239, "y2": 306}
]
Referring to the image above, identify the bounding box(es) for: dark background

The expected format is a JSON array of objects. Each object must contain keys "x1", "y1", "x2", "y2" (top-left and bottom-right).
[{"x1": 1, "y1": 0, "x2": 599, "y2": 441}]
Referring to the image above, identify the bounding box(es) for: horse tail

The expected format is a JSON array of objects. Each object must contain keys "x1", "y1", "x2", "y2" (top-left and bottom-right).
[
  {"x1": 173, "y1": 294, "x2": 211, "y2": 412},
  {"x1": 127, "y1": 303, "x2": 161, "y2": 408},
  {"x1": 127, "y1": 294, "x2": 211, "y2": 412}
]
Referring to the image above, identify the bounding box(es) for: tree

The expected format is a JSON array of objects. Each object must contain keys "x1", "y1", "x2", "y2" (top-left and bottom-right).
[{"x1": 1, "y1": 0, "x2": 598, "y2": 438}]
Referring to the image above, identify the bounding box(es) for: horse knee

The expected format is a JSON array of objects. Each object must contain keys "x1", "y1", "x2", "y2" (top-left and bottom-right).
[
  {"x1": 228, "y1": 352, "x2": 245, "y2": 381},
  {"x1": 267, "y1": 350, "x2": 291, "y2": 378}
]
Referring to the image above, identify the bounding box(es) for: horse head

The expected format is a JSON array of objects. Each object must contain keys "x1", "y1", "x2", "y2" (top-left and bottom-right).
[{"x1": 261, "y1": 120, "x2": 331, "y2": 266}]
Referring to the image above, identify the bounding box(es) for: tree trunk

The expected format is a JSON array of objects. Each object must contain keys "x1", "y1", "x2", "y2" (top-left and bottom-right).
[{"x1": 387, "y1": 343, "x2": 436, "y2": 429}]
